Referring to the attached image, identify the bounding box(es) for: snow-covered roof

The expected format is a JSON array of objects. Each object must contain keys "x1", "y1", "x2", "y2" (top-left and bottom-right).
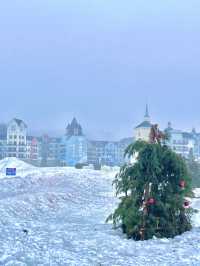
[
  {"x1": 11, "y1": 118, "x2": 27, "y2": 128},
  {"x1": 135, "y1": 120, "x2": 152, "y2": 129}
]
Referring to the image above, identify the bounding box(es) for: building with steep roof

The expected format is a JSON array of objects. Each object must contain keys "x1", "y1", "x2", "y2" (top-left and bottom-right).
[
  {"x1": 66, "y1": 118, "x2": 83, "y2": 136},
  {"x1": 61, "y1": 118, "x2": 87, "y2": 166},
  {"x1": 6, "y1": 118, "x2": 27, "y2": 159},
  {"x1": 134, "y1": 105, "x2": 152, "y2": 142}
]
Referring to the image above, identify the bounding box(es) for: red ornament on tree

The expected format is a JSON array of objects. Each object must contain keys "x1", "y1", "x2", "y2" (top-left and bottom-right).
[
  {"x1": 183, "y1": 200, "x2": 190, "y2": 209},
  {"x1": 148, "y1": 198, "x2": 155, "y2": 205}
]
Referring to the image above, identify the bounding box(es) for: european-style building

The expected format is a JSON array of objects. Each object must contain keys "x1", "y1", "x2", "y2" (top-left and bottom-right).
[
  {"x1": 7, "y1": 118, "x2": 27, "y2": 159},
  {"x1": 134, "y1": 105, "x2": 152, "y2": 142},
  {"x1": 165, "y1": 123, "x2": 199, "y2": 160},
  {"x1": 60, "y1": 118, "x2": 88, "y2": 166}
]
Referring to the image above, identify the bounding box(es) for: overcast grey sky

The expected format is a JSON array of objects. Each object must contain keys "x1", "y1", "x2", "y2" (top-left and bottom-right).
[{"x1": 0, "y1": 0, "x2": 200, "y2": 140}]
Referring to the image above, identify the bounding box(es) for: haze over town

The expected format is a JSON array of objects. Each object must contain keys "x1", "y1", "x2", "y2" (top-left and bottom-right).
[{"x1": 1, "y1": 0, "x2": 200, "y2": 140}]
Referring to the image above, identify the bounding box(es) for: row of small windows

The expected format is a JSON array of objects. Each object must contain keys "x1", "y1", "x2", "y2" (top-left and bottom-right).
[
  {"x1": 11, "y1": 126, "x2": 25, "y2": 132},
  {"x1": 9, "y1": 135, "x2": 25, "y2": 140},
  {"x1": 173, "y1": 140, "x2": 188, "y2": 145},
  {"x1": 173, "y1": 146, "x2": 189, "y2": 152},
  {"x1": 8, "y1": 148, "x2": 26, "y2": 151},
  {"x1": 8, "y1": 142, "x2": 25, "y2": 145},
  {"x1": 8, "y1": 154, "x2": 25, "y2": 158}
]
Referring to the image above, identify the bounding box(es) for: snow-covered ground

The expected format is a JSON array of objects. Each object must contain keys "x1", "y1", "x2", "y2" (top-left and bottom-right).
[{"x1": 0, "y1": 158, "x2": 199, "y2": 266}]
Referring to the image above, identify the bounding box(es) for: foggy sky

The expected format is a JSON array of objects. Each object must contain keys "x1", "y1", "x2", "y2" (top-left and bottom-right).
[{"x1": 0, "y1": 0, "x2": 200, "y2": 140}]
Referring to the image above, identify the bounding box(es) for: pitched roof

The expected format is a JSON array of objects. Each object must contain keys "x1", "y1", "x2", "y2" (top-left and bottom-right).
[
  {"x1": 135, "y1": 121, "x2": 152, "y2": 129},
  {"x1": 13, "y1": 118, "x2": 27, "y2": 128},
  {"x1": 71, "y1": 117, "x2": 78, "y2": 126},
  {"x1": 66, "y1": 118, "x2": 83, "y2": 136}
]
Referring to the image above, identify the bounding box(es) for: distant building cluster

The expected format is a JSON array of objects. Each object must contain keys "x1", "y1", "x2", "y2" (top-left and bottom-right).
[
  {"x1": 0, "y1": 107, "x2": 199, "y2": 167},
  {"x1": 0, "y1": 118, "x2": 133, "y2": 167},
  {"x1": 134, "y1": 105, "x2": 200, "y2": 161}
]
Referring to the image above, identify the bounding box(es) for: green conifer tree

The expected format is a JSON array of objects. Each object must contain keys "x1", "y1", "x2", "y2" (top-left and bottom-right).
[{"x1": 107, "y1": 141, "x2": 194, "y2": 240}]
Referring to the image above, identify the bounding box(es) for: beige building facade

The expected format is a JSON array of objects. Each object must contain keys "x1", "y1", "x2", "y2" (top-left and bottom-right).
[{"x1": 134, "y1": 105, "x2": 152, "y2": 142}]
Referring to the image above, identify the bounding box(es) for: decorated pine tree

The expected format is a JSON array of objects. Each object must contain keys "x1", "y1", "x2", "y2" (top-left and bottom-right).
[{"x1": 107, "y1": 128, "x2": 194, "y2": 241}]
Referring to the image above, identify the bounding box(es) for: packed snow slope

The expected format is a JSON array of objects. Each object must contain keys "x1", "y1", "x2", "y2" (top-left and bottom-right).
[
  {"x1": 0, "y1": 158, "x2": 199, "y2": 266},
  {"x1": 0, "y1": 157, "x2": 36, "y2": 179}
]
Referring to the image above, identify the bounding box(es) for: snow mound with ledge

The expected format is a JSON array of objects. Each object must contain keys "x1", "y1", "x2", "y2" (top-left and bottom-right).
[{"x1": 0, "y1": 157, "x2": 35, "y2": 178}]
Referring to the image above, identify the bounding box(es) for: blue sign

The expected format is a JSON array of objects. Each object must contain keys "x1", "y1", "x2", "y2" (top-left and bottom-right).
[{"x1": 6, "y1": 168, "x2": 16, "y2": 176}]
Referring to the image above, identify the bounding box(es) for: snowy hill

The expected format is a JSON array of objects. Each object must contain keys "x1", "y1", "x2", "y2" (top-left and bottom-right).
[
  {"x1": 0, "y1": 160, "x2": 199, "y2": 265},
  {"x1": 0, "y1": 157, "x2": 35, "y2": 178}
]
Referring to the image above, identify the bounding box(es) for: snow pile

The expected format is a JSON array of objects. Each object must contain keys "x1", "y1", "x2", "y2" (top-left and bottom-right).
[
  {"x1": 194, "y1": 188, "x2": 200, "y2": 198},
  {"x1": 0, "y1": 165, "x2": 199, "y2": 265},
  {"x1": 0, "y1": 157, "x2": 35, "y2": 178},
  {"x1": 101, "y1": 165, "x2": 120, "y2": 173}
]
